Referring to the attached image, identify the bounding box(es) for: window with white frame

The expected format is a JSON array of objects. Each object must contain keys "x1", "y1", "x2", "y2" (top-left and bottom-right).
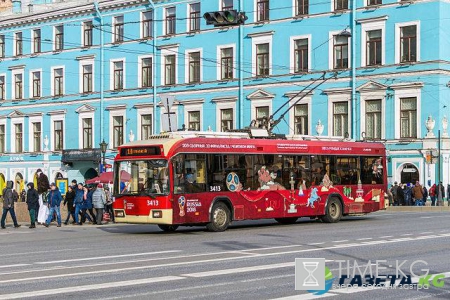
[
  {"x1": 256, "y1": 0, "x2": 269, "y2": 22},
  {"x1": 142, "y1": 11, "x2": 153, "y2": 39},
  {"x1": 400, "y1": 97, "x2": 417, "y2": 138},
  {"x1": 295, "y1": 0, "x2": 308, "y2": 15},
  {"x1": 164, "y1": 54, "x2": 176, "y2": 85},
  {"x1": 256, "y1": 43, "x2": 269, "y2": 76},
  {"x1": 256, "y1": 106, "x2": 269, "y2": 128},
  {"x1": 15, "y1": 32, "x2": 23, "y2": 56},
  {"x1": 366, "y1": 30, "x2": 382, "y2": 66},
  {"x1": 400, "y1": 25, "x2": 417, "y2": 63},
  {"x1": 83, "y1": 21, "x2": 93, "y2": 47},
  {"x1": 188, "y1": 111, "x2": 200, "y2": 131},
  {"x1": 82, "y1": 117, "x2": 93, "y2": 149},
  {"x1": 14, "y1": 73, "x2": 23, "y2": 100},
  {"x1": 165, "y1": 7, "x2": 176, "y2": 35},
  {"x1": 32, "y1": 122, "x2": 41, "y2": 152},
  {"x1": 54, "y1": 25, "x2": 64, "y2": 51},
  {"x1": 0, "y1": 35, "x2": 4, "y2": 58},
  {"x1": 189, "y1": 3, "x2": 201, "y2": 32},
  {"x1": 188, "y1": 51, "x2": 201, "y2": 83},
  {"x1": 294, "y1": 104, "x2": 308, "y2": 135},
  {"x1": 83, "y1": 64, "x2": 93, "y2": 93},
  {"x1": 333, "y1": 35, "x2": 349, "y2": 69},
  {"x1": 294, "y1": 38, "x2": 308, "y2": 73},
  {"x1": 53, "y1": 68, "x2": 64, "y2": 96},
  {"x1": 54, "y1": 120, "x2": 64, "y2": 151},
  {"x1": 141, "y1": 114, "x2": 152, "y2": 140},
  {"x1": 333, "y1": 102, "x2": 348, "y2": 136},
  {"x1": 113, "y1": 61, "x2": 124, "y2": 90},
  {"x1": 33, "y1": 29, "x2": 41, "y2": 53},
  {"x1": 220, "y1": 108, "x2": 233, "y2": 131},
  {"x1": 114, "y1": 15, "x2": 124, "y2": 43},
  {"x1": 365, "y1": 100, "x2": 382, "y2": 139},
  {"x1": 15, "y1": 123, "x2": 23, "y2": 153},
  {"x1": 141, "y1": 57, "x2": 152, "y2": 88},
  {"x1": 112, "y1": 115, "x2": 124, "y2": 148},
  {"x1": 335, "y1": 0, "x2": 348, "y2": 11},
  {"x1": 0, "y1": 124, "x2": 4, "y2": 153},
  {"x1": 220, "y1": 47, "x2": 233, "y2": 80},
  {"x1": 222, "y1": 0, "x2": 233, "y2": 10},
  {"x1": 32, "y1": 71, "x2": 41, "y2": 98},
  {"x1": 0, "y1": 76, "x2": 5, "y2": 100}
]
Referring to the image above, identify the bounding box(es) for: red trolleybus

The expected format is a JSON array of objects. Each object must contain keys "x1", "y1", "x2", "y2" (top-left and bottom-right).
[{"x1": 113, "y1": 132, "x2": 387, "y2": 232}]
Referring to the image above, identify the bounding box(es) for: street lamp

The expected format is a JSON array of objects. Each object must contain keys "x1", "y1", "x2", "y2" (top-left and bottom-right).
[{"x1": 99, "y1": 140, "x2": 108, "y2": 173}]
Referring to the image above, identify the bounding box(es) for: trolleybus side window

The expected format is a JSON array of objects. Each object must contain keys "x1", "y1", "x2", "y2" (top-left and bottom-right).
[
  {"x1": 173, "y1": 154, "x2": 207, "y2": 194},
  {"x1": 360, "y1": 156, "x2": 383, "y2": 184}
]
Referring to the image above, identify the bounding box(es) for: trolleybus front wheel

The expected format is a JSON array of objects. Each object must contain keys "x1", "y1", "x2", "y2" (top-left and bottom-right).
[
  {"x1": 206, "y1": 202, "x2": 231, "y2": 232},
  {"x1": 321, "y1": 198, "x2": 342, "y2": 223},
  {"x1": 158, "y1": 224, "x2": 179, "y2": 232}
]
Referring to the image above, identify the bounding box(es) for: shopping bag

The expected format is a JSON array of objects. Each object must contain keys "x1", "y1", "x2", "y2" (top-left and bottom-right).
[{"x1": 103, "y1": 211, "x2": 111, "y2": 222}]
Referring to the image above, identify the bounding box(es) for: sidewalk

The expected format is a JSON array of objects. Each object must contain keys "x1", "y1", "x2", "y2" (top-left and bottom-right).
[{"x1": 386, "y1": 206, "x2": 450, "y2": 212}]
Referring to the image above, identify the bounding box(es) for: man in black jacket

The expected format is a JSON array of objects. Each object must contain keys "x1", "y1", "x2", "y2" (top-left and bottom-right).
[
  {"x1": 1, "y1": 181, "x2": 21, "y2": 229},
  {"x1": 26, "y1": 183, "x2": 39, "y2": 228}
]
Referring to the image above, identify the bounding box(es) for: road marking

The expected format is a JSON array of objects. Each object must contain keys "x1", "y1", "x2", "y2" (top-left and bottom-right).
[
  {"x1": 34, "y1": 250, "x2": 181, "y2": 264},
  {"x1": 240, "y1": 274, "x2": 294, "y2": 283},
  {"x1": 270, "y1": 293, "x2": 337, "y2": 299},
  {"x1": 0, "y1": 276, "x2": 183, "y2": 299},
  {"x1": 307, "y1": 242, "x2": 324, "y2": 245},
  {"x1": 401, "y1": 233, "x2": 413, "y2": 236},
  {"x1": 331, "y1": 240, "x2": 348, "y2": 243},
  {"x1": 356, "y1": 238, "x2": 372, "y2": 241},
  {"x1": 182, "y1": 262, "x2": 295, "y2": 278},
  {"x1": 0, "y1": 264, "x2": 30, "y2": 269},
  {"x1": 378, "y1": 236, "x2": 392, "y2": 238},
  {"x1": 1, "y1": 248, "x2": 87, "y2": 257}
]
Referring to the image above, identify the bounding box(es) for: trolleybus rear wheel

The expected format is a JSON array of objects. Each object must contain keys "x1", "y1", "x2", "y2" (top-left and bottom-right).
[
  {"x1": 206, "y1": 202, "x2": 231, "y2": 232},
  {"x1": 321, "y1": 198, "x2": 342, "y2": 223}
]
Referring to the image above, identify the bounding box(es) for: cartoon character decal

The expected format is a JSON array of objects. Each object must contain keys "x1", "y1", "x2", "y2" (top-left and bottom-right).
[
  {"x1": 226, "y1": 172, "x2": 243, "y2": 192},
  {"x1": 257, "y1": 166, "x2": 286, "y2": 191},
  {"x1": 178, "y1": 196, "x2": 186, "y2": 217},
  {"x1": 307, "y1": 187, "x2": 320, "y2": 208}
]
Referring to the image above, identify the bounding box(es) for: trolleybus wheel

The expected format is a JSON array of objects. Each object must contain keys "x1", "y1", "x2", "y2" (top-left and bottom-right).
[
  {"x1": 321, "y1": 198, "x2": 342, "y2": 223},
  {"x1": 158, "y1": 224, "x2": 179, "y2": 232},
  {"x1": 274, "y1": 217, "x2": 298, "y2": 224},
  {"x1": 206, "y1": 202, "x2": 231, "y2": 232}
]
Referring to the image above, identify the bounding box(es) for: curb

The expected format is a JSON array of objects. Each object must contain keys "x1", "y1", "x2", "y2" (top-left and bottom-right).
[{"x1": 386, "y1": 206, "x2": 450, "y2": 212}]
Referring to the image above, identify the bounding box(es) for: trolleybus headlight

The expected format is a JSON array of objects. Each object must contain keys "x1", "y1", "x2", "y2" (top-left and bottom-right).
[
  {"x1": 115, "y1": 210, "x2": 125, "y2": 218},
  {"x1": 152, "y1": 210, "x2": 162, "y2": 218}
]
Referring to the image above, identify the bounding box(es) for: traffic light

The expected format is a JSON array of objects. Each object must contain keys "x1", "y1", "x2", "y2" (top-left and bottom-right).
[{"x1": 203, "y1": 10, "x2": 247, "y2": 27}]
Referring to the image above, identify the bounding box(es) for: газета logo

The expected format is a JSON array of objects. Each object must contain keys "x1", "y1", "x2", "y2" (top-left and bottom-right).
[{"x1": 308, "y1": 267, "x2": 334, "y2": 295}]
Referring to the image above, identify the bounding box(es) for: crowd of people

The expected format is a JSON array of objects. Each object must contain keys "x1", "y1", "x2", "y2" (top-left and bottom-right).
[
  {"x1": 388, "y1": 181, "x2": 446, "y2": 206},
  {"x1": 1, "y1": 168, "x2": 115, "y2": 229}
]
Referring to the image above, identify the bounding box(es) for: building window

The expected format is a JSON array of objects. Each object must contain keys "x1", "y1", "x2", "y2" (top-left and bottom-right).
[
  {"x1": 188, "y1": 111, "x2": 200, "y2": 131},
  {"x1": 54, "y1": 68, "x2": 64, "y2": 96},
  {"x1": 141, "y1": 114, "x2": 152, "y2": 140},
  {"x1": 83, "y1": 21, "x2": 93, "y2": 47},
  {"x1": 294, "y1": 104, "x2": 308, "y2": 135},
  {"x1": 296, "y1": 0, "x2": 309, "y2": 15},
  {"x1": 335, "y1": 0, "x2": 348, "y2": 11},
  {"x1": 0, "y1": 35, "x2": 4, "y2": 58},
  {"x1": 257, "y1": 0, "x2": 269, "y2": 22},
  {"x1": 400, "y1": 97, "x2": 417, "y2": 138},
  {"x1": 55, "y1": 25, "x2": 64, "y2": 51},
  {"x1": 141, "y1": 58, "x2": 152, "y2": 88},
  {"x1": 83, "y1": 64, "x2": 93, "y2": 93},
  {"x1": 220, "y1": 108, "x2": 233, "y2": 131},
  {"x1": 365, "y1": 100, "x2": 382, "y2": 139},
  {"x1": 333, "y1": 102, "x2": 348, "y2": 136},
  {"x1": 33, "y1": 122, "x2": 41, "y2": 152},
  {"x1": 334, "y1": 35, "x2": 349, "y2": 69},
  {"x1": 15, "y1": 32, "x2": 23, "y2": 56},
  {"x1": 33, "y1": 29, "x2": 41, "y2": 53},
  {"x1": 188, "y1": 51, "x2": 201, "y2": 83},
  {"x1": 256, "y1": 43, "x2": 269, "y2": 76},
  {"x1": 0, "y1": 125, "x2": 4, "y2": 153},
  {"x1": 189, "y1": 3, "x2": 200, "y2": 32},
  {"x1": 366, "y1": 30, "x2": 382, "y2": 66},
  {"x1": 142, "y1": 11, "x2": 153, "y2": 39},
  {"x1": 294, "y1": 38, "x2": 308, "y2": 73},
  {"x1": 15, "y1": 124, "x2": 23, "y2": 153},
  {"x1": 256, "y1": 106, "x2": 269, "y2": 128},
  {"x1": 222, "y1": 0, "x2": 233, "y2": 10},
  {"x1": 221, "y1": 47, "x2": 233, "y2": 80},
  {"x1": 400, "y1": 25, "x2": 417, "y2": 63},
  {"x1": 82, "y1": 118, "x2": 93, "y2": 149},
  {"x1": 367, "y1": 0, "x2": 382, "y2": 5},
  {"x1": 32, "y1": 71, "x2": 41, "y2": 98},
  {"x1": 166, "y1": 7, "x2": 176, "y2": 35},
  {"x1": 164, "y1": 55, "x2": 176, "y2": 85},
  {"x1": 113, "y1": 116, "x2": 124, "y2": 148},
  {"x1": 14, "y1": 73, "x2": 23, "y2": 100},
  {"x1": 113, "y1": 61, "x2": 124, "y2": 90},
  {"x1": 114, "y1": 15, "x2": 124, "y2": 43},
  {"x1": 0, "y1": 76, "x2": 4, "y2": 100},
  {"x1": 54, "y1": 120, "x2": 63, "y2": 151}
]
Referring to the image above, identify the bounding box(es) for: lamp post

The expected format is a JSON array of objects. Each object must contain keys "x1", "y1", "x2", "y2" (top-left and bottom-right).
[{"x1": 99, "y1": 140, "x2": 108, "y2": 173}]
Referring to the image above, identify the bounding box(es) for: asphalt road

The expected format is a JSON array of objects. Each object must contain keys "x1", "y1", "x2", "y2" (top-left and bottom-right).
[{"x1": 0, "y1": 211, "x2": 449, "y2": 300}]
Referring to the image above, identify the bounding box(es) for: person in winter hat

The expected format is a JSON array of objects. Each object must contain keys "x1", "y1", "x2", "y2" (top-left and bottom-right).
[
  {"x1": 92, "y1": 183, "x2": 107, "y2": 225},
  {"x1": 1, "y1": 181, "x2": 21, "y2": 229},
  {"x1": 44, "y1": 183, "x2": 62, "y2": 227},
  {"x1": 26, "y1": 183, "x2": 39, "y2": 228}
]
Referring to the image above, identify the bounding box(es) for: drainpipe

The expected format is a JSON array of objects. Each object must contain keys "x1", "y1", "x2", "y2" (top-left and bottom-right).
[
  {"x1": 238, "y1": 0, "x2": 244, "y2": 128},
  {"x1": 351, "y1": 0, "x2": 357, "y2": 139},
  {"x1": 94, "y1": 1, "x2": 104, "y2": 144},
  {"x1": 147, "y1": 0, "x2": 157, "y2": 134}
]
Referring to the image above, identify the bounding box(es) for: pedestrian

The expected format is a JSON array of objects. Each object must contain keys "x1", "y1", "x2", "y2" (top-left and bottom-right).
[
  {"x1": 92, "y1": 183, "x2": 106, "y2": 225},
  {"x1": 1, "y1": 181, "x2": 21, "y2": 229},
  {"x1": 437, "y1": 181, "x2": 445, "y2": 206},
  {"x1": 63, "y1": 186, "x2": 76, "y2": 225},
  {"x1": 73, "y1": 183, "x2": 84, "y2": 225},
  {"x1": 404, "y1": 183, "x2": 412, "y2": 206},
  {"x1": 12, "y1": 189, "x2": 19, "y2": 203},
  {"x1": 36, "y1": 169, "x2": 50, "y2": 202},
  {"x1": 390, "y1": 182, "x2": 399, "y2": 206},
  {"x1": 422, "y1": 185, "x2": 428, "y2": 206},
  {"x1": 44, "y1": 183, "x2": 62, "y2": 227},
  {"x1": 20, "y1": 189, "x2": 26, "y2": 202},
  {"x1": 104, "y1": 186, "x2": 115, "y2": 223},
  {"x1": 412, "y1": 181, "x2": 424, "y2": 206},
  {"x1": 429, "y1": 183, "x2": 437, "y2": 206},
  {"x1": 26, "y1": 183, "x2": 39, "y2": 228},
  {"x1": 84, "y1": 185, "x2": 96, "y2": 224}
]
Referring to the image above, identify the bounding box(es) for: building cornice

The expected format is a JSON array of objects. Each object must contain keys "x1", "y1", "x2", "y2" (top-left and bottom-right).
[
  {"x1": 179, "y1": 99, "x2": 204, "y2": 105},
  {"x1": 322, "y1": 87, "x2": 352, "y2": 95},
  {"x1": 133, "y1": 103, "x2": 153, "y2": 109},
  {"x1": 389, "y1": 82, "x2": 424, "y2": 90},
  {"x1": 356, "y1": 15, "x2": 388, "y2": 24},
  {"x1": 247, "y1": 31, "x2": 275, "y2": 38},
  {"x1": 105, "y1": 104, "x2": 126, "y2": 111},
  {"x1": 47, "y1": 110, "x2": 67, "y2": 116},
  {"x1": 211, "y1": 96, "x2": 238, "y2": 103}
]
